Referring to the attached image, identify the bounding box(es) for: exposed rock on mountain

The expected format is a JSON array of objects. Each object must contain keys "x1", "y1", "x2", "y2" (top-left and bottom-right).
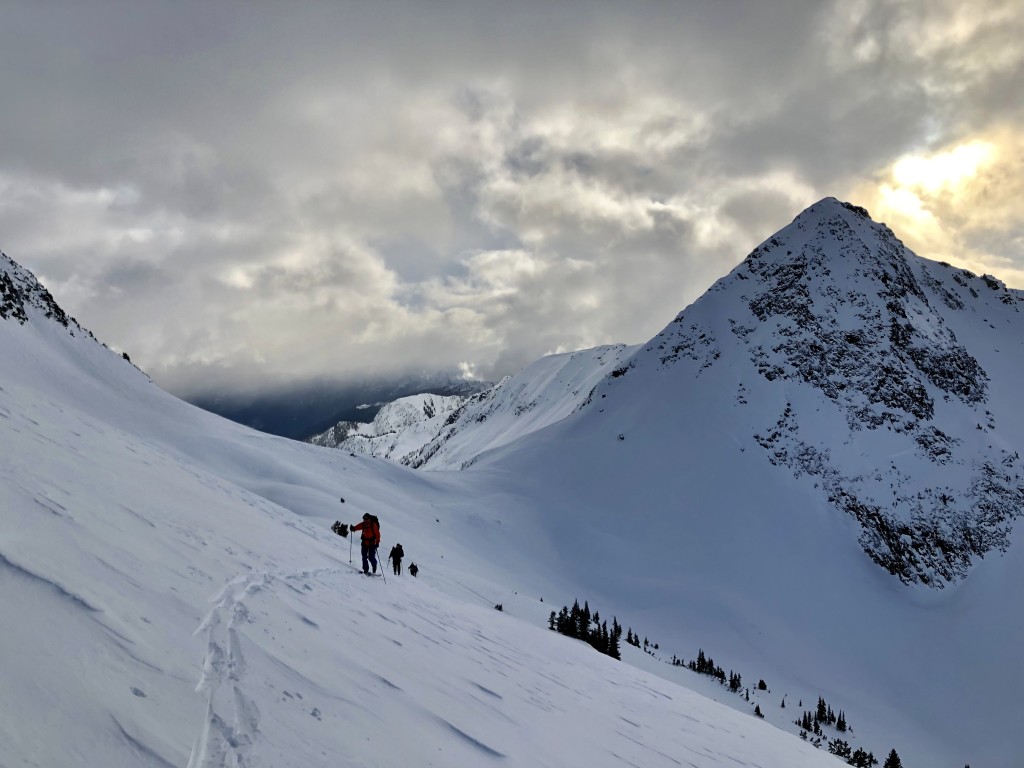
[{"x1": 2, "y1": 251, "x2": 85, "y2": 332}]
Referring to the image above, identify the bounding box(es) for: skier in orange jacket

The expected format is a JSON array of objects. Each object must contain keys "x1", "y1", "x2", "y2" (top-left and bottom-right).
[{"x1": 351, "y1": 513, "x2": 381, "y2": 574}]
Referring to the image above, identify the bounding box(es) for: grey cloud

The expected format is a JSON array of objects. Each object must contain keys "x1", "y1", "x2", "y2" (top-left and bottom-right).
[
  {"x1": 720, "y1": 191, "x2": 799, "y2": 245},
  {"x1": 1, "y1": 0, "x2": 1021, "y2": 396}
]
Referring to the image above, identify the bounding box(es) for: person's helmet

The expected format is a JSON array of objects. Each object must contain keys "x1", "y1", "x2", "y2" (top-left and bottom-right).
[{"x1": 362, "y1": 513, "x2": 371, "y2": 520}]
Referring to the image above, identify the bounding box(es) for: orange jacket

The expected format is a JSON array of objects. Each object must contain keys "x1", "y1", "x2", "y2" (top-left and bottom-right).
[{"x1": 352, "y1": 517, "x2": 380, "y2": 546}]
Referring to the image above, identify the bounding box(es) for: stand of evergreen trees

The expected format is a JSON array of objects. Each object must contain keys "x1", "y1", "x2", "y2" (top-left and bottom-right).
[
  {"x1": 688, "y1": 649, "x2": 727, "y2": 683},
  {"x1": 548, "y1": 600, "x2": 622, "y2": 660},
  {"x1": 796, "y1": 696, "x2": 849, "y2": 735}
]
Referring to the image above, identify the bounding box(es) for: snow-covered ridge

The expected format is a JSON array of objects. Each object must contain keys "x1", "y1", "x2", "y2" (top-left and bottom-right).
[
  {"x1": 309, "y1": 344, "x2": 640, "y2": 469},
  {"x1": 2, "y1": 250, "x2": 86, "y2": 333},
  {"x1": 306, "y1": 391, "x2": 465, "y2": 458}
]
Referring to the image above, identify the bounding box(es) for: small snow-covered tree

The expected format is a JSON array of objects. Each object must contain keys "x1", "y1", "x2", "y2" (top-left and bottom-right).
[{"x1": 882, "y1": 749, "x2": 902, "y2": 768}]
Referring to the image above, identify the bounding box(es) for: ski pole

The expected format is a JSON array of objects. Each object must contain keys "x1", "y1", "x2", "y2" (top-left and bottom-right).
[
  {"x1": 377, "y1": 547, "x2": 386, "y2": 584},
  {"x1": 340, "y1": 497, "x2": 352, "y2": 564}
]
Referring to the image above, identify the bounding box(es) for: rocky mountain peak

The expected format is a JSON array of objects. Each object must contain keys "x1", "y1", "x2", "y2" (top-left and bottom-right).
[
  {"x1": 739, "y1": 197, "x2": 988, "y2": 423},
  {"x1": 594, "y1": 199, "x2": 1024, "y2": 587}
]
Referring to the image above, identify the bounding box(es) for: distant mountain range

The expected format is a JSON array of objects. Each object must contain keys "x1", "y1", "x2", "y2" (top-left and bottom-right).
[
  {"x1": 305, "y1": 344, "x2": 638, "y2": 468},
  {"x1": 185, "y1": 374, "x2": 491, "y2": 440}
]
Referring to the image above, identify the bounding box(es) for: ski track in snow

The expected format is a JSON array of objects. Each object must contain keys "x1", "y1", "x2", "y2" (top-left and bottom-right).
[
  {"x1": 187, "y1": 572, "x2": 262, "y2": 768},
  {"x1": 187, "y1": 566, "x2": 357, "y2": 768}
]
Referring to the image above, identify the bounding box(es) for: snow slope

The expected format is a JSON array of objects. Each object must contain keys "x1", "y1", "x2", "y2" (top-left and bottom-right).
[{"x1": 1, "y1": 253, "x2": 842, "y2": 766}]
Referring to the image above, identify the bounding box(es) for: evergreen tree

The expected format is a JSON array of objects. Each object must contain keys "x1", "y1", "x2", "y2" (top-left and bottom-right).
[
  {"x1": 815, "y1": 697, "x2": 828, "y2": 723},
  {"x1": 836, "y1": 710, "x2": 847, "y2": 732},
  {"x1": 754, "y1": 704, "x2": 763, "y2": 718},
  {"x1": 609, "y1": 618, "x2": 622, "y2": 660},
  {"x1": 571, "y1": 599, "x2": 583, "y2": 639},
  {"x1": 548, "y1": 611, "x2": 556, "y2": 631},
  {"x1": 882, "y1": 749, "x2": 902, "y2": 768}
]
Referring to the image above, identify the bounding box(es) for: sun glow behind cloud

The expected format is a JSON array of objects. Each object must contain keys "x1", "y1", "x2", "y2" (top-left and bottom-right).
[
  {"x1": 856, "y1": 135, "x2": 1023, "y2": 285},
  {"x1": 891, "y1": 140, "x2": 995, "y2": 195}
]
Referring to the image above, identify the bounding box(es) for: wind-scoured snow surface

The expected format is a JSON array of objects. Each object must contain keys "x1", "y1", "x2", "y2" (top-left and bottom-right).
[{"x1": 1, "y1": 254, "x2": 836, "y2": 766}]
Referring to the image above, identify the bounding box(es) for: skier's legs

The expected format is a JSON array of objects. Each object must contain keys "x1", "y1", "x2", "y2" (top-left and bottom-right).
[
  {"x1": 369, "y1": 546, "x2": 378, "y2": 573},
  {"x1": 360, "y1": 542, "x2": 371, "y2": 573}
]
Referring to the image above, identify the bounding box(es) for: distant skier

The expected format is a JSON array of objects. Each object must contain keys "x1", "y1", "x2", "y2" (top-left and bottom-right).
[
  {"x1": 351, "y1": 513, "x2": 381, "y2": 575},
  {"x1": 409, "y1": 562, "x2": 419, "y2": 577},
  {"x1": 388, "y1": 543, "x2": 405, "y2": 576}
]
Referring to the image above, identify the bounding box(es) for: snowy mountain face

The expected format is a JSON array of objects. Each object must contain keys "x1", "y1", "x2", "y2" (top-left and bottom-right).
[
  {"x1": 461, "y1": 199, "x2": 1024, "y2": 766},
  {"x1": 309, "y1": 344, "x2": 639, "y2": 469},
  {"x1": 594, "y1": 199, "x2": 1024, "y2": 587}
]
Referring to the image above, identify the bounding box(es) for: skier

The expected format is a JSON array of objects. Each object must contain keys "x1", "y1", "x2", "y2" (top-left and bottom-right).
[
  {"x1": 351, "y1": 513, "x2": 381, "y2": 575},
  {"x1": 388, "y1": 543, "x2": 405, "y2": 576},
  {"x1": 408, "y1": 562, "x2": 418, "y2": 577}
]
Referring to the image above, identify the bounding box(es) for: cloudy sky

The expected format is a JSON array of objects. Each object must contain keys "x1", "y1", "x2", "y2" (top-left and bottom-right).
[{"x1": 2, "y1": 1, "x2": 1022, "y2": 397}]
